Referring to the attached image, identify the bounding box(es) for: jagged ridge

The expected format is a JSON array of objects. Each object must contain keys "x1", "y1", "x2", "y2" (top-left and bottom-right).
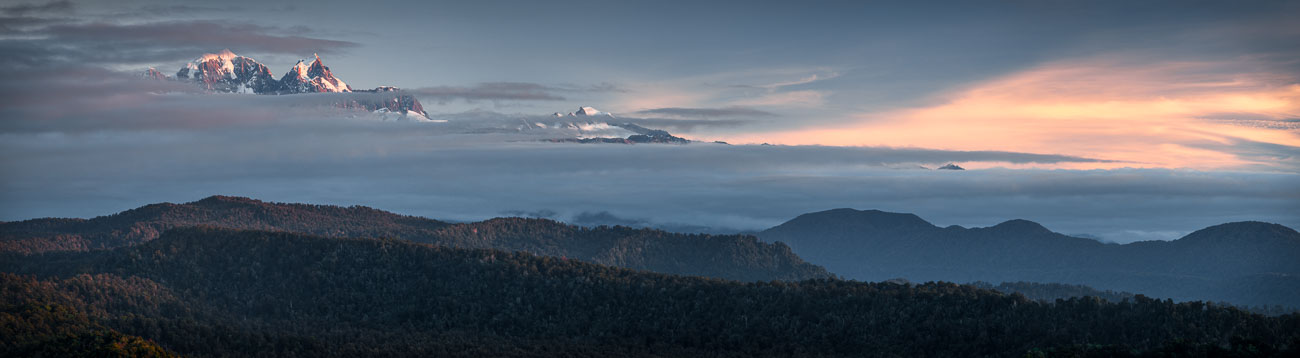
[{"x1": 151, "y1": 50, "x2": 426, "y2": 117}]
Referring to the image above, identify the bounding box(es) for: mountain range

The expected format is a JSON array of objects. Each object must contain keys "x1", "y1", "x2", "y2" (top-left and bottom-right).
[
  {"x1": 0, "y1": 195, "x2": 827, "y2": 282},
  {"x1": 758, "y1": 208, "x2": 1300, "y2": 307},
  {"x1": 148, "y1": 50, "x2": 427, "y2": 118},
  {"x1": 532, "y1": 108, "x2": 692, "y2": 144},
  {"x1": 6, "y1": 196, "x2": 1296, "y2": 310},
  {"x1": 4, "y1": 197, "x2": 1300, "y2": 355}
]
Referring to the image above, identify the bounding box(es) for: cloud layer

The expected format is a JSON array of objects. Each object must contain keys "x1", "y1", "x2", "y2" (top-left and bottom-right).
[
  {"x1": 1, "y1": 0, "x2": 1297, "y2": 246},
  {"x1": 730, "y1": 58, "x2": 1300, "y2": 171},
  {"x1": 0, "y1": 8, "x2": 357, "y2": 69},
  {"x1": 0, "y1": 67, "x2": 1293, "y2": 244}
]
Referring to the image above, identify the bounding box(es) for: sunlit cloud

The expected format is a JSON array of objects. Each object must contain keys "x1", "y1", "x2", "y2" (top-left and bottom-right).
[{"x1": 728, "y1": 58, "x2": 1300, "y2": 171}]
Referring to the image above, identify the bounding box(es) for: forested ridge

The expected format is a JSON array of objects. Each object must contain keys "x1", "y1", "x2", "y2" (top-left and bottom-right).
[
  {"x1": 3, "y1": 227, "x2": 1297, "y2": 357},
  {"x1": 0, "y1": 195, "x2": 829, "y2": 282}
]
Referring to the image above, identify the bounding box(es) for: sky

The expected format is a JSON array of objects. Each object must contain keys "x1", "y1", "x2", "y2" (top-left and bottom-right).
[{"x1": 0, "y1": 0, "x2": 1297, "y2": 243}]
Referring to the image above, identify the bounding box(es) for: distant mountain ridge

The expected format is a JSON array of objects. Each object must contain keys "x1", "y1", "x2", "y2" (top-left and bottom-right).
[
  {"x1": 150, "y1": 50, "x2": 427, "y2": 118},
  {"x1": 758, "y1": 208, "x2": 1300, "y2": 307},
  {"x1": 0, "y1": 195, "x2": 828, "y2": 282}
]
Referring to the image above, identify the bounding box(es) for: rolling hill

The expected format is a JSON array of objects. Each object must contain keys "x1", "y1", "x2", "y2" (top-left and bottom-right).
[
  {"x1": 758, "y1": 208, "x2": 1300, "y2": 307},
  {"x1": 0, "y1": 196, "x2": 828, "y2": 282}
]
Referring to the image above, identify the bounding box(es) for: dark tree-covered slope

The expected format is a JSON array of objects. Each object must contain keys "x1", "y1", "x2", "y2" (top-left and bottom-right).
[
  {"x1": 0, "y1": 196, "x2": 829, "y2": 281},
  {"x1": 759, "y1": 208, "x2": 1300, "y2": 307},
  {"x1": 0, "y1": 274, "x2": 178, "y2": 357},
  {"x1": 3, "y1": 227, "x2": 1297, "y2": 357}
]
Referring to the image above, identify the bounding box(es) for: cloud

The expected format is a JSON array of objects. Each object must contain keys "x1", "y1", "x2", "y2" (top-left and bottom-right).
[
  {"x1": 134, "y1": 4, "x2": 245, "y2": 16},
  {"x1": 611, "y1": 117, "x2": 755, "y2": 132},
  {"x1": 1, "y1": 0, "x2": 72, "y2": 16},
  {"x1": 408, "y1": 82, "x2": 631, "y2": 105},
  {"x1": 603, "y1": 68, "x2": 840, "y2": 113},
  {"x1": 0, "y1": 20, "x2": 357, "y2": 68},
  {"x1": 409, "y1": 82, "x2": 569, "y2": 103},
  {"x1": 730, "y1": 90, "x2": 827, "y2": 108},
  {"x1": 633, "y1": 107, "x2": 775, "y2": 118},
  {"x1": 730, "y1": 57, "x2": 1300, "y2": 171},
  {"x1": 0, "y1": 15, "x2": 66, "y2": 34},
  {"x1": 45, "y1": 21, "x2": 357, "y2": 55},
  {"x1": 733, "y1": 72, "x2": 840, "y2": 90},
  {"x1": 1, "y1": 119, "x2": 1294, "y2": 244},
  {"x1": 0, "y1": 62, "x2": 1291, "y2": 245}
]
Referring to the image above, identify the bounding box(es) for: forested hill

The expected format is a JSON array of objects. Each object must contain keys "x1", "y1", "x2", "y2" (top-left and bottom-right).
[
  {"x1": 759, "y1": 208, "x2": 1300, "y2": 307},
  {"x1": 0, "y1": 195, "x2": 451, "y2": 252},
  {"x1": 3, "y1": 227, "x2": 1297, "y2": 357},
  {"x1": 0, "y1": 195, "x2": 829, "y2": 282}
]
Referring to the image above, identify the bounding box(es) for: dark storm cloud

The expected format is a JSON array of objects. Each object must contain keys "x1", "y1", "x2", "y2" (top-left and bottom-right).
[
  {"x1": 634, "y1": 107, "x2": 776, "y2": 118},
  {"x1": 1, "y1": 0, "x2": 72, "y2": 15}
]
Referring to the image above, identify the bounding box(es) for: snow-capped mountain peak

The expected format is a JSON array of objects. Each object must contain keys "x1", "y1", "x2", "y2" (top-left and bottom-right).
[
  {"x1": 198, "y1": 49, "x2": 239, "y2": 62},
  {"x1": 288, "y1": 60, "x2": 311, "y2": 80},
  {"x1": 152, "y1": 50, "x2": 425, "y2": 119},
  {"x1": 561, "y1": 106, "x2": 614, "y2": 117},
  {"x1": 279, "y1": 53, "x2": 351, "y2": 93},
  {"x1": 175, "y1": 49, "x2": 276, "y2": 94},
  {"x1": 144, "y1": 67, "x2": 168, "y2": 80}
]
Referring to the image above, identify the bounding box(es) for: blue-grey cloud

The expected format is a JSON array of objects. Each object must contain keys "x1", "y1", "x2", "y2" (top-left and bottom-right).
[
  {"x1": 410, "y1": 82, "x2": 628, "y2": 104},
  {"x1": 634, "y1": 107, "x2": 776, "y2": 118},
  {"x1": 0, "y1": 19, "x2": 357, "y2": 68},
  {"x1": 2, "y1": 0, "x2": 1297, "y2": 247},
  {"x1": 1, "y1": 0, "x2": 72, "y2": 16},
  {"x1": 411, "y1": 82, "x2": 569, "y2": 103},
  {"x1": 2, "y1": 121, "x2": 1295, "y2": 244},
  {"x1": 133, "y1": 4, "x2": 245, "y2": 16},
  {"x1": 0, "y1": 74, "x2": 1290, "y2": 245}
]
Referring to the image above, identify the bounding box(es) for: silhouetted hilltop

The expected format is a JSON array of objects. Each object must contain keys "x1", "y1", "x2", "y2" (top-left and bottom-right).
[
  {"x1": 759, "y1": 208, "x2": 1300, "y2": 307},
  {"x1": 1, "y1": 196, "x2": 828, "y2": 282}
]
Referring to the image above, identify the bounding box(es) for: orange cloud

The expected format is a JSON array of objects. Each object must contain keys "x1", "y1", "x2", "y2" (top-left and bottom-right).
[{"x1": 728, "y1": 59, "x2": 1300, "y2": 170}]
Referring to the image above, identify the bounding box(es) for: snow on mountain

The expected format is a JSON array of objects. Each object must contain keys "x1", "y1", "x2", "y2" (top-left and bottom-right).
[
  {"x1": 556, "y1": 106, "x2": 616, "y2": 117},
  {"x1": 150, "y1": 51, "x2": 426, "y2": 119},
  {"x1": 512, "y1": 107, "x2": 690, "y2": 144},
  {"x1": 340, "y1": 88, "x2": 428, "y2": 117},
  {"x1": 174, "y1": 49, "x2": 277, "y2": 94},
  {"x1": 279, "y1": 54, "x2": 352, "y2": 94},
  {"x1": 372, "y1": 107, "x2": 441, "y2": 122},
  {"x1": 144, "y1": 67, "x2": 168, "y2": 80}
]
